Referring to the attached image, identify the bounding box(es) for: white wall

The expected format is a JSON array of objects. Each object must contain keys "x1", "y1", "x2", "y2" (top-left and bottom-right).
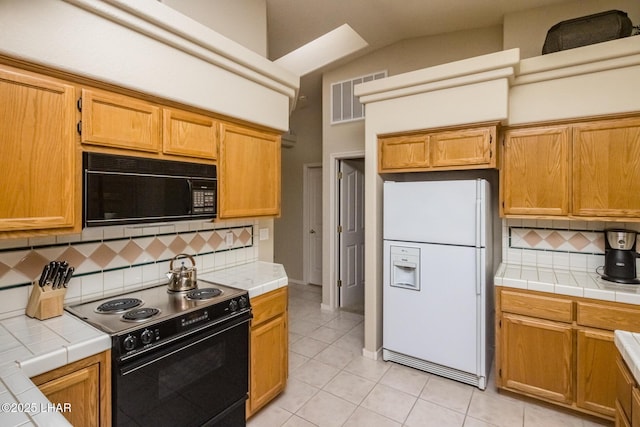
[
  {"x1": 320, "y1": 26, "x2": 503, "y2": 313},
  {"x1": 160, "y1": 0, "x2": 268, "y2": 57}
]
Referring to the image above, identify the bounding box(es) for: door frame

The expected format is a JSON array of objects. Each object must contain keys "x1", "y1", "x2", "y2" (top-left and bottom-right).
[
  {"x1": 302, "y1": 162, "x2": 322, "y2": 285},
  {"x1": 324, "y1": 150, "x2": 365, "y2": 312}
]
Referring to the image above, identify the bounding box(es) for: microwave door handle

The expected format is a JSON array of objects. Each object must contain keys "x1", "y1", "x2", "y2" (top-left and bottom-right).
[{"x1": 186, "y1": 179, "x2": 193, "y2": 214}]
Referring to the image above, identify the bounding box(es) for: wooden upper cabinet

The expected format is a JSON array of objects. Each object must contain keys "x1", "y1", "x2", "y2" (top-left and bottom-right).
[
  {"x1": 378, "y1": 124, "x2": 497, "y2": 173},
  {"x1": 501, "y1": 125, "x2": 570, "y2": 217},
  {"x1": 378, "y1": 134, "x2": 429, "y2": 172},
  {"x1": 218, "y1": 122, "x2": 281, "y2": 218},
  {"x1": 162, "y1": 108, "x2": 217, "y2": 159},
  {"x1": 0, "y1": 65, "x2": 78, "y2": 236},
  {"x1": 430, "y1": 126, "x2": 495, "y2": 168},
  {"x1": 572, "y1": 117, "x2": 640, "y2": 218},
  {"x1": 80, "y1": 88, "x2": 161, "y2": 153}
]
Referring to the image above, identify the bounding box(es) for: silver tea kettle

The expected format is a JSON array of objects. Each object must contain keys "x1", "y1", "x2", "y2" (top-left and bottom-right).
[{"x1": 167, "y1": 253, "x2": 197, "y2": 292}]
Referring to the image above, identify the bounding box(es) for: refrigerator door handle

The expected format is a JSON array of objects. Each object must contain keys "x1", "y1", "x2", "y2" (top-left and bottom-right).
[
  {"x1": 475, "y1": 248, "x2": 482, "y2": 296},
  {"x1": 475, "y1": 179, "x2": 482, "y2": 248}
]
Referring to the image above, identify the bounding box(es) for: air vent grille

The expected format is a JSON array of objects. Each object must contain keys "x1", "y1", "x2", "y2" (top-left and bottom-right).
[{"x1": 331, "y1": 71, "x2": 386, "y2": 124}]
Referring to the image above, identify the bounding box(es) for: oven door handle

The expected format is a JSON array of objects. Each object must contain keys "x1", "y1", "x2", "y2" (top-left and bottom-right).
[{"x1": 120, "y1": 316, "x2": 250, "y2": 376}]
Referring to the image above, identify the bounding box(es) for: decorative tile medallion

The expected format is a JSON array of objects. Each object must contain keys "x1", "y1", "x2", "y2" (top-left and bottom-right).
[{"x1": 509, "y1": 227, "x2": 604, "y2": 254}]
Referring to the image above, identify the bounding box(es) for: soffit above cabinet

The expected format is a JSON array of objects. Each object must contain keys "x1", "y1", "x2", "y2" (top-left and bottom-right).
[{"x1": 0, "y1": 0, "x2": 299, "y2": 132}]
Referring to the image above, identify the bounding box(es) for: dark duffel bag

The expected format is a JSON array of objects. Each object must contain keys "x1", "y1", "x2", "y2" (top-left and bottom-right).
[{"x1": 542, "y1": 9, "x2": 633, "y2": 54}]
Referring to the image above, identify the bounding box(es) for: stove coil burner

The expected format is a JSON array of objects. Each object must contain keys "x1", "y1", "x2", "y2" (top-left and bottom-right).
[
  {"x1": 122, "y1": 307, "x2": 161, "y2": 322},
  {"x1": 184, "y1": 288, "x2": 222, "y2": 301},
  {"x1": 95, "y1": 298, "x2": 143, "y2": 314}
]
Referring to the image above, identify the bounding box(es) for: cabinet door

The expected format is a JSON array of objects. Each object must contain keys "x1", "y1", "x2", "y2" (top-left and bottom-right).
[
  {"x1": 218, "y1": 123, "x2": 280, "y2": 218},
  {"x1": 618, "y1": 356, "x2": 635, "y2": 421},
  {"x1": 577, "y1": 328, "x2": 616, "y2": 417},
  {"x1": 618, "y1": 400, "x2": 632, "y2": 427},
  {"x1": 249, "y1": 313, "x2": 288, "y2": 415},
  {"x1": 0, "y1": 66, "x2": 77, "y2": 235},
  {"x1": 37, "y1": 363, "x2": 100, "y2": 427},
  {"x1": 501, "y1": 126, "x2": 570, "y2": 216},
  {"x1": 162, "y1": 108, "x2": 217, "y2": 159},
  {"x1": 573, "y1": 117, "x2": 640, "y2": 218},
  {"x1": 378, "y1": 134, "x2": 429, "y2": 172},
  {"x1": 430, "y1": 126, "x2": 495, "y2": 169},
  {"x1": 81, "y1": 88, "x2": 161, "y2": 152},
  {"x1": 633, "y1": 387, "x2": 640, "y2": 427},
  {"x1": 500, "y1": 313, "x2": 573, "y2": 404}
]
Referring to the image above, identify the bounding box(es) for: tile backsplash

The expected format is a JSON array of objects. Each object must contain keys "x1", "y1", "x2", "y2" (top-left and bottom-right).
[
  {"x1": 0, "y1": 219, "x2": 258, "y2": 318},
  {"x1": 502, "y1": 219, "x2": 640, "y2": 274}
]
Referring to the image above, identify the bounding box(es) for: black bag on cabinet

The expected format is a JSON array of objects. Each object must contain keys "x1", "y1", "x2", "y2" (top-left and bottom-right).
[{"x1": 542, "y1": 9, "x2": 633, "y2": 54}]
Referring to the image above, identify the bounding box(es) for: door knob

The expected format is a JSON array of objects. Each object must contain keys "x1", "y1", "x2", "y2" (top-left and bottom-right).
[{"x1": 310, "y1": 229, "x2": 316, "y2": 234}]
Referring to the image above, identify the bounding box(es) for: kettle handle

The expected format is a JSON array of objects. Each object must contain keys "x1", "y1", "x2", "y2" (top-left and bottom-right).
[{"x1": 169, "y1": 253, "x2": 196, "y2": 270}]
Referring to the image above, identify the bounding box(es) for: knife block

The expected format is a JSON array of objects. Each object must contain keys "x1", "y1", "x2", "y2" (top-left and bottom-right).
[{"x1": 25, "y1": 281, "x2": 67, "y2": 320}]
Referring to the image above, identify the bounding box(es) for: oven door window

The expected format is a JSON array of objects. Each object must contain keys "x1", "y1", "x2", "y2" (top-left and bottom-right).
[{"x1": 115, "y1": 319, "x2": 248, "y2": 427}]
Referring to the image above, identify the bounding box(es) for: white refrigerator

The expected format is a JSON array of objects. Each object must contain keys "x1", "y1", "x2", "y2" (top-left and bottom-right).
[{"x1": 382, "y1": 179, "x2": 493, "y2": 390}]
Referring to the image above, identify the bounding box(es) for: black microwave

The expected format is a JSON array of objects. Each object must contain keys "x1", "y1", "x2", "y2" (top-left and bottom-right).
[{"x1": 83, "y1": 152, "x2": 216, "y2": 227}]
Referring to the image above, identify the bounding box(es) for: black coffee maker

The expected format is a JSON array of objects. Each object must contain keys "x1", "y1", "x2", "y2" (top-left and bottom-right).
[{"x1": 603, "y1": 229, "x2": 640, "y2": 284}]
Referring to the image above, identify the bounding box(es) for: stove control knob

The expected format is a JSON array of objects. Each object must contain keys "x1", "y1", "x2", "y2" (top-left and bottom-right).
[
  {"x1": 229, "y1": 299, "x2": 238, "y2": 312},
  {"x1": 141, "y1": 329, "x2": 154, "y2": 345},
  {"x1": 238, "y1": 296, "x2": 248, "y2": 309},
  {"x1": 123, "y1": 335, "x2": 137, "y2": 351}
]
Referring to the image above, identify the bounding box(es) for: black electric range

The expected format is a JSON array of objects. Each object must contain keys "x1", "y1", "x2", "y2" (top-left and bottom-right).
[{"x1": 65, "y1": 281, "x2": 251, "y2": 426}]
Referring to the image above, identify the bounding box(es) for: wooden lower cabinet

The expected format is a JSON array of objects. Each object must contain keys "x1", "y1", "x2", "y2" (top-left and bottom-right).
[
  {"x1": 30, "y1": 351, "x2": 111, "y2": 427},
  {"x1": 497, "y1": 287, "x2": 640, "y2": 421},
  {"x1": 615, "y1": 352, "x2": 640, "y2": 426},
  {"x1": 577, "y1": 328, "x2": 616, "y2": 417},
  {"x1": 500, "y1": 313, "x2": 573, "y2": 404},
  {"x1": 247, "y1": 287, "x2": 288, "y2": 418}
]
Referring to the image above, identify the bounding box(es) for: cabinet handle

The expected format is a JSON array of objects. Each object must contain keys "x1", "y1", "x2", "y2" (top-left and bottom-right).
[
  {"x1": 76, "y1": 97, "x2": 82, "y2": 112},
  {"x1": 76, "y1": 121, "x2": 82, "y2": 135}
]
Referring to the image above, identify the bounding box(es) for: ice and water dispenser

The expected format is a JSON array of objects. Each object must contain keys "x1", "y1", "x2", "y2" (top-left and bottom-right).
[{"x1": 389, "y1": 245, "x2": 420, "y2": 290}]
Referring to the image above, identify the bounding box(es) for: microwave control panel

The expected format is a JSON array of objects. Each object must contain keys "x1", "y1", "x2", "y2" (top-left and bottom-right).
[{"x1": 192, "y1": 189, "x2": 216, "y2": 213}]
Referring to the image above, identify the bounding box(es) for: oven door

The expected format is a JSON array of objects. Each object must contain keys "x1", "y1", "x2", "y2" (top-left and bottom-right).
[{"x1": 114, "y1": 314, "x2": 250, "y2": 427}]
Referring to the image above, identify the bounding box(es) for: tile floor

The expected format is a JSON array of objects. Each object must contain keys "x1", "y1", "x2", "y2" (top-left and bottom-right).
[{"x1": 247, "y1": 283, "x2": 612, "y2": 427}]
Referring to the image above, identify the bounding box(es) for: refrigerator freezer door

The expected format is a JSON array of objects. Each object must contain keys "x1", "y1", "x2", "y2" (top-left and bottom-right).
[
  {"x1": 383, "y1": 180, "x2": 488, "y2": 247},
  {"x1": 383, "y1": 240, "x2": 484, "y2": 376}
]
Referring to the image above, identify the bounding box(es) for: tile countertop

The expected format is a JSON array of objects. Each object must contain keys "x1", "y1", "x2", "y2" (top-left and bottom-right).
[
  {"x1": 0, "y1": 261, "x2": 288, "y2": 427},
  {"x1": 198, "y1": 261, "x2": 288, "y2": 298},
  {"x1": 494, "y1": 262, "x2": 640, "y2": 305},
  {"x1": 0, "y1": 314, "x2": 110, "y2": 426}
]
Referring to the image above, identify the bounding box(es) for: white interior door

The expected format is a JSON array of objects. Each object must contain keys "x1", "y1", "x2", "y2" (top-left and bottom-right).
[
  {"x1": 339, "y1": 159, "x2": 365, "y2": 310},
  {"x1": 306, "y1": 165, "x2": 322, "y2": 285}
]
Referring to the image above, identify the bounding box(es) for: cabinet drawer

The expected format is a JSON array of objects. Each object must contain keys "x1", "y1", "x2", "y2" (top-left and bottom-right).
[
  {"x1": 577, "y1": 302, "x2": 640, "y2": 332},
  {"x1": 251, "y1": 287, "x2": 287, "y2": 326},
  {"x1": 501, "y1": 289, "x2": 573, "y2": 323}
]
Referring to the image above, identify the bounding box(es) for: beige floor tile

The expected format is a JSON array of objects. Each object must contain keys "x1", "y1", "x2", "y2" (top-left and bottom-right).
[
  {"x1": 344, "y1": 356, "x2": 390, "y2": 382},
  {"x1": 314, "y1": 344, "x2": 359, "y2": 369},
  {"x1": 288, "y1": 351, "x2": 309, "y2": 372},
  {"x1": 290, "y1": 358, "x2": 340, "y2": 388},
  {"x1": 379, "y1": 363, "x2": 430, "y2": 396},
  {"x1": 467, "y1": 391, "x2": 525, "y2": 427},
  {"x1": 288, "y1": 319, "x2": 322, "y2": 336},
  {"x1": 323, "y1": 370, "x2": 376, "y2": 405},
  {"x1": 272, "y1": 378, "x2": 318, "y2": 413},
  {"x1": 311, "y1": 325, "x2": 347, "y2": 344},
  {"x1": 361, "y1": 383, "x2": 417, "y2": 423},
  {"x1": 343, "y1": 406, "x2": 402, "y2": 427},
  {"x1": 246, "y1": 404, "x2": 292, "y2": 427},
  {"x1": 290, "y1": 336, "x2": 329, "y2": 358},
  {"x1": 282, "y1": 414, "x2": 316, "y2": 427},
  {"x1": 296, "y1": 390, "x2": 357, "y2": 427},
  {"x1": 420, "y1": 375, "x2": 474, "y2": 413},
  {"x1": 463, "y1": 415, "x2": 498, "y2": 427},
  {"x1": 404, "y1": 398, "x2": 466, "y2": 427}
]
